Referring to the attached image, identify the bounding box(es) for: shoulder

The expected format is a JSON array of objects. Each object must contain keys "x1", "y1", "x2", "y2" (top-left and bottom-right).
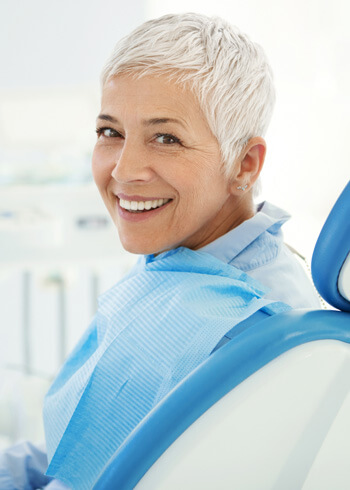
[
  {"x1": 202, "y1": 201, "x2": 321, "y2": 309},
  {"x1": 229, "y1": 229, "x2": 282, "y2": 272},
  {"x1": 246, "y1": 242, "x2": 321, "y2": 309}
]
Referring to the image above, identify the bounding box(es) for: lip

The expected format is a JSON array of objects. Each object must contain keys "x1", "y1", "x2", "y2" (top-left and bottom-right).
[
  {"x1": 116, "y1": 196, "x2": 172, "y2": 222},
  {"x1": 117, "y1": 193, "x2": 170, "y2": 201}
]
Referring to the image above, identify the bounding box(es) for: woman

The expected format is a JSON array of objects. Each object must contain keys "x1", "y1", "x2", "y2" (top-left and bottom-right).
[{"x1": 0, "y1": 12, "x2": 320, "y2": 490}]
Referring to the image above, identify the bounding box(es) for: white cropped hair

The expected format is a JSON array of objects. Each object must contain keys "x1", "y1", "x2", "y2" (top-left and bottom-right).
[{"x1": 101, "y1": 13, "x2": 275, "y2": 177}]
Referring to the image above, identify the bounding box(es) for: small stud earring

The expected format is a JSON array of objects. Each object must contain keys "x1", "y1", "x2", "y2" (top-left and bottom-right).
[{"x1": 237, "y1": 184, "x2": 248, "y2": 191}]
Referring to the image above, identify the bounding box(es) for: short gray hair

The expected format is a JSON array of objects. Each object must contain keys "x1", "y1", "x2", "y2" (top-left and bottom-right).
[{"x1": 101, "y1": 13, "x2": 275, "y2": 178}]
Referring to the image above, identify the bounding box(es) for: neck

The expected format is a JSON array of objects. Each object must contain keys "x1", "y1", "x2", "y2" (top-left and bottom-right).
[{"x1": 191, "y1": 193, "x2": 256, "y2": 250}]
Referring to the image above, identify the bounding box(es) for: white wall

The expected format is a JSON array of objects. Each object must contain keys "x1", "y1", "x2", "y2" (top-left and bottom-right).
[
  {"x1": 147, "y1": 0, "x2": 350, "y2": 259},
  {"x1": 0, "y1": 0, "x2": 145, "y2": 88},
  {"x1": 0, "y1": 0, "x2": 146, "y2": 183}
]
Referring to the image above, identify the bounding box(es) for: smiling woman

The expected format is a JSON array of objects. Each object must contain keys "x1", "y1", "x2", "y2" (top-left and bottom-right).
[
  {"x1": 0, "y1": 12, "x2": 321, "y2": 490},
  {"x1": 92, "y1": 74, "x2": 258, "y2": 254}
]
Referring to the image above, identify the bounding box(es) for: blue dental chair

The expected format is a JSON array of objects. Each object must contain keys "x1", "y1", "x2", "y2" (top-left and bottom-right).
[{"x1": 95, "y1": 182, "x2": 350, "y2": 490}]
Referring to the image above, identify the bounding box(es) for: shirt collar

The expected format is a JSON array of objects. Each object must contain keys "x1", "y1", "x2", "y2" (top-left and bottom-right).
[{"x1": 200, "y1": 201, "x2": 290, "y2": 265}]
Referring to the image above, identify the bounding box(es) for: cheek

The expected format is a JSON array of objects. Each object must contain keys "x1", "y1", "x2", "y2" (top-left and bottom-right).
[{"x1": 186, "y1": 173, "x2": 229, "y2": 219}]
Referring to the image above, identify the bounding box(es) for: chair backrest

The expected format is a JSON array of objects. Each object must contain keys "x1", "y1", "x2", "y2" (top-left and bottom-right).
[{"x1": 311, "y1": 181, "x2": 350, "y2": 312}]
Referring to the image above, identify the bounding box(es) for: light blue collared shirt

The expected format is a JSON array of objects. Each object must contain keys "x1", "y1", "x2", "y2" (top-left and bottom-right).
[{"x1": 201, "y1": 201, "x2": 321, "y2": 309}]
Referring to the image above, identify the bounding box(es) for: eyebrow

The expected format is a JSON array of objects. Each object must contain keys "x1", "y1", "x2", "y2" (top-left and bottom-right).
[
  {"x1": 97, "y1": 114, "x2": 118, "y2": 123},
  {"x1": 143, "y1": 117, "x2": 186, "y2": 129},
  {"x1": 97, "y1": 114, "x2": 187, "y2": 129}
]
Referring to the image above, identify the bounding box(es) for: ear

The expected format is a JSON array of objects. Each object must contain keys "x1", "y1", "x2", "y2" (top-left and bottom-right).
[{"x1": 229, "y1": 137, "x2": 266, "y2": 195}]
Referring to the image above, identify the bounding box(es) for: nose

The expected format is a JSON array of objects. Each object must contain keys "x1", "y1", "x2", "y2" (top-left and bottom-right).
[{"x1": 111, "y1": 141, "x2": 155, "y2": 184}]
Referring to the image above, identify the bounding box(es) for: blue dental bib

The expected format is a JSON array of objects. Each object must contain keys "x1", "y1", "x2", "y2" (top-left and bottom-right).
[{"x1": 43, "y1": 247, "x2": 289, "y2": 489}]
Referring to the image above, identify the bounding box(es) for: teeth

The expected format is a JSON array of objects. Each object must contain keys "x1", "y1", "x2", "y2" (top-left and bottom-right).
[
  {"x1": 120, "y1": 198, "x2": 170, "y2": 212},
  {"x1": 120, "y1": 199, "x2": 130, "y2": 210}
]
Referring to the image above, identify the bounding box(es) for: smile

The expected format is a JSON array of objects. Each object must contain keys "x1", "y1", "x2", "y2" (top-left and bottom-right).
[{"x1": 119, "y1": 198, "x2": 171, "y2": 213}]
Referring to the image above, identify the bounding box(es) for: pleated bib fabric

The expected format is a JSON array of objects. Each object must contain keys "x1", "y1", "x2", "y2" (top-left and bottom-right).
[{"x1": 43, "y1": 247, "x2": 289, "y2": 489}]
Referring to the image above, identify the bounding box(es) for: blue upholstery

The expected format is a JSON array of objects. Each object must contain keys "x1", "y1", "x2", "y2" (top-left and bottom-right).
[
  {"x1": 312, "y1": 181, "x2": 350, "y2": 312},
  {"x1": 94, "y1": 310, "x2": 350, "y2": 490},
  {"x1": 94, "y1": 183, "x2": 350, "y2": 490}
]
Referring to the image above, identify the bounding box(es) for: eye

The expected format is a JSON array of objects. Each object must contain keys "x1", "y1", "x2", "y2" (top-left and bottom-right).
[
  {"x1": 96, "y1": 127, "x2": 122, "y2": 138},
  {"x1": 155, "y1": 133, "x2": 182, "y2": 145}
]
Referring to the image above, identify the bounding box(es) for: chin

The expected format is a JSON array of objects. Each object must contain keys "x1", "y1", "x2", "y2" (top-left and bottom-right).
[
  {"x1": 120, "y1": 234, "x2": 181, "y2": 256},
  {"x1": 120, "y1": 237, "x2": 162, "y2": 256}
]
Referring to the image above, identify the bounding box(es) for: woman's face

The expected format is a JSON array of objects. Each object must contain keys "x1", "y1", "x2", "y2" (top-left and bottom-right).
[{"x1": 92, "y1": 74, "x2": 243, "y2": 255}]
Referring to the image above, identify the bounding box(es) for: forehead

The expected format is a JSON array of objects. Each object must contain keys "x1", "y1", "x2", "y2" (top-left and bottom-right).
[{"x1": 100, "y1": 74, "x2": 206, "y2": 128}]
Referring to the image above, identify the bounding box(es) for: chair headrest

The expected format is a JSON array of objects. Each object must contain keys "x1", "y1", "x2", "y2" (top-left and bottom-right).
[{"x1": 311, "y1": 181, "x2": 350, "y2": 312}]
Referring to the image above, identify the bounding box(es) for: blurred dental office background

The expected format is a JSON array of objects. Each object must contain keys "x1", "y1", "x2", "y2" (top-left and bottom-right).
[{"x1": 0, "y1": 0, "x2": 349, "y2": 448}]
